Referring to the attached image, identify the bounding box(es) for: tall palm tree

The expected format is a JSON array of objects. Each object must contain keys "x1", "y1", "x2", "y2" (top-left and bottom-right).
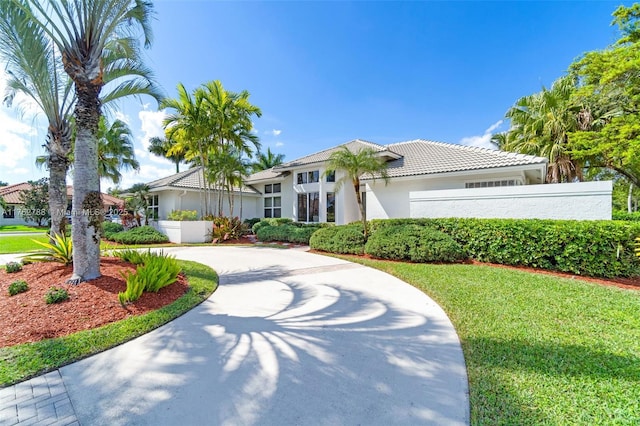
[
  {"x1": 0, "y1": 1, "x2": 74, "y2": 238},
  {"x1": 161, "y1": 83, "x2": 212, "y2": 216},
  {"x1": 503, "y1": 76, "x2": 583, "y2": 183},
  {"x1": 207, "y1": 146, "x2": 249, "y2": 216},
  {"x1": 148, "y1": 136, "x2": 184, "y2": 173},
  {"x1": 96, "y1": 117, "x2": 139, "y2": 186},
  {"x1": 12, "y1": 0, "x2": 157, "y2": 283},
  {"x1": 324, "y1": 146, "x2": 389, "y2": 239},
  {"x1": 252, "y1": 147, "x2": 285, "y2": 172}
]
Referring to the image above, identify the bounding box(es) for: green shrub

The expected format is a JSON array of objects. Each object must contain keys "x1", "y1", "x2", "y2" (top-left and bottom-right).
[
  {"x1": 365, "y1": 225, "x2": 466, "y2": 263},
  {"x1": 8, "y1": 280, "x2": 28, "y2": 296},
  {"x1": 612, "y1": 211, "x2": 640, "y2": 221},
  {"x1": 111, "y1": 226, "x2": 169, "y2": 245},
  {"x1": 114, "y1": 248, "x2": 147, "y2": 265},
  {"x1": 243, "y1": 217, "x2": 261, "y2": 229},
  {"x1": 309, "y1": 224, "x2": 366, "y2": 254},
  {"x1": 102, "y1": 221, "x2": 124, "y2": 240},
  {"x1": 251, "y1": 218, "x2": 294, "y2": 234},
  {"x1": 22, "y1": 233, "x2": 73, "y2": 265},
  {"x1": 167, "y1": 210, "x2": 199, "y2": 221},
  {"x1": 255, "y1": 223, "x2": 322, "y2": 244},
  {"x1": 5, "y1": 262, "x2": 22, "y2": 273},
  {"x1": 208, "y1": 216, "x2": 246, "y2": 243},
  {"x1": 45, "y1": 287, "x2": 69, "y2": 304},
  {"x1": 118, "y1": 250, "x2": 181, "y2": 304},
  {"x1": 370, "y1": 218, "x2": 640, "y2": 278}
]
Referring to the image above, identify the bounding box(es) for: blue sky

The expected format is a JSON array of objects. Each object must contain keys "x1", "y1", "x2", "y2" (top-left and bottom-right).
[{"x1": 0, "y1": 0, "x2": 632, "y2": 189}]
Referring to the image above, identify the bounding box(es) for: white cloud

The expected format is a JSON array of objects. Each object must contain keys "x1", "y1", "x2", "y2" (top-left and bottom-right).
[
  {"x1": 138, "y1": 108, "x2": 167, "y2": 151},
  {"x1": 0, "y1": 69, "x2": 40, "y2": 169},
  {"x1": 459, "y1": 120, "x2": 504, "y2": 150},
  {"x1": 275, "y1": 141, "x2": 284, "y2": 147},
  {"x1": 265, "y1": 129, "x2": 282, "y2": 136},
  {"x1": 114, "y1": 111, "x2": 131, "y2": 125},
  {"x1": 13, "y1": 168, "x2": 29, "y2": 175}
]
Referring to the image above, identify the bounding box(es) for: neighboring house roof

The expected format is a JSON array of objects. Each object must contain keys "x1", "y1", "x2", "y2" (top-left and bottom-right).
[
  {"x1": 146, "y1": 166, "x2": 261, "y2": 195},
  {"x1": 0, "y1": 182, "x2": 123, "y2": 207},
  {"x1": 368, "y1": 139, "x2": 548, "y2": 179},
  {"x1": 0, "y1": 183, "x2": 32, "y2": 204},
  {"x1": 273, "y1": 139, "x2": 402, "y2": 170}
]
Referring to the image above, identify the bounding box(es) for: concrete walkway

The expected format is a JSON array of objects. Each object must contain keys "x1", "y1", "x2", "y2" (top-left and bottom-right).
[{"x1": 1, "y1": 246, "x2": 469, "y2": 425}]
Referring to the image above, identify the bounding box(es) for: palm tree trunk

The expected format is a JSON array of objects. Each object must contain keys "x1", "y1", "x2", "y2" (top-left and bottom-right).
[
  {"x1": 353, "y1": 179, "x2": 368, "y2": 239},
  {"x1": 69, "y1": 82, "x2": 102, "y2": 283},
  {"x1": 48, "y1": 126, "x2": 71, "y2": 239},
  {"x1": 628, "y1": 183, "x2": 634, "y2": 213}
]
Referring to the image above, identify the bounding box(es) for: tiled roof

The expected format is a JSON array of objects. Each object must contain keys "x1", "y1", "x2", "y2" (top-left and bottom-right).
[
  {"x1": 244, "y1": 168, "x2": 289, "y2": 184},
  {"x1": 0, "y1": 183, "x2": 123, "y2": 207},
  {"x1": 0, "y1": 183, "x2": 32, "y2": 204},
  {"x1": 373, "y1": 139, "x2": 547, "y2": 179},
  {"x1": 274, "y1": 139, "x2": 400, "y2": 169},
  {"x1": 146, "y1": 166, "x2": 260, "y2": 195}
]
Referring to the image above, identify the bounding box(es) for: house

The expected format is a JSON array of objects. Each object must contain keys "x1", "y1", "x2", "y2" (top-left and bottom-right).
[
  {"x1": 146, "y1": 138, "x2": 612, "y2": 225},
  {"x1": 0, "y1": 183, "x2": 124, "y2": 226}
]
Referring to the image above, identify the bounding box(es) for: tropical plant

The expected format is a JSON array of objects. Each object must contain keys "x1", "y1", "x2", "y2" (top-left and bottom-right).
[
  {"x1": 502, "y1": 75, "x2": 584, "y2": 183},
  {"x1": 207, "y1": 216, "x2": 245, "y2": 243},
  {"x1": 148, "y1": 136, "x2": 184, "y2": 173},
  {"x1": 162, "y1": 80, "x2": 261, "y2": 217},
  {"x1": 44, "y1": 286, "x2": 68, "y2": 304},
  {"x1": 8, "y1": 279, "x2": 28, "y2": 296},
  {"x1": 7, "y1": 0, "x2": 158, "y2": 284},
  {"x1": 22, "y1": 232, "x2": 73, "y2": 265},
  {"x1": 125, "y1": 183, "x2": 150, "y2": 226},
  {"x1": 96, "y1": 117, "x2": 139, "y2": 187},
  {"x1": 324, "y1": 146, "x2": 390, "y2": 238},
  {"x1": 167, "y1": 210, "x2": 198, "y2": 221},
  {"x1": 251, "y1": 147, "x2": 285, "y2": 172},
  {"x1": 118, "y1": 250, "x2": 181, "y2": 304},
  {"x1": 5, "y1": 261, "x2": 23, "y2": 273}
]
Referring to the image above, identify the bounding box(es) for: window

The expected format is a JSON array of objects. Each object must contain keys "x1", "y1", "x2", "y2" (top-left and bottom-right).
[
  {"x1": 2, "y1": 205, "x2": 15, "y2": 219},
  {"x1": 297, "y1": 192, "x2": 319, "y2": 222},
  {"x1": 465, "y1": 179, "x2": 523, "y2": 189},
  {"x1": 147, "y1": 195, "x2": 159, "y2": 220},
  {"x1": 264, "y1": 196, "x2": 281, "y2": 218},
  {"x1": 326, "y1": 192, "x2": 335, "y2": 223},
  {"x1": 326, "y1": 170, "x2": 335, "y2": 183},
  {"x1": 297, "y1": 171, "x2": 319, "y2": 184},
  {"x1": 264, "y1": 184, "x2": 281, "y2": 218}
]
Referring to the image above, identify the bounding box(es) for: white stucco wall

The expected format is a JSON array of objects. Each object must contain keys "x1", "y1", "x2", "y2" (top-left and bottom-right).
[
  {"x1": 155, "y1": 189, "x2": 260, "y2": 221},
  {"x1": 409, "y1": 181, "x2": 612, "y2": 220}
]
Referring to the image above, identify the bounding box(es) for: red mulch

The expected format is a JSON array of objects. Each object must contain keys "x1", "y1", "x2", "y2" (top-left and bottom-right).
[{"x1": 0, "y1": 258, "x2": 189, "y2": 348}]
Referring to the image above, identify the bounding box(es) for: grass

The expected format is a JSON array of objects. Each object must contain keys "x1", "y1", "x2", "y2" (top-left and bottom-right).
[
  {"x1": 0, "y1": 260, "x2": 218, "y2": 387},
  {"x1": 0, "y1": 225, "x2": 48, "y2": 233},
  {"x1": 0, "y1": 234, "x2": 50, "y2": 254},
  {"x1": 338, "y1": 257, "x2": 640, "y2": 425}
]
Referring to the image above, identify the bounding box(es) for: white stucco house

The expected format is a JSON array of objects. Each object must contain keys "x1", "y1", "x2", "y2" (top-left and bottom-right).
[{"x1": 145, "y1": 139, "x2": 612, "y2": 225}]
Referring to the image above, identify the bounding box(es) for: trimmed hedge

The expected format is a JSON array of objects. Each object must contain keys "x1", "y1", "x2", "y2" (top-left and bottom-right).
[
  {"x1": 102, "y1": 221, "x2": 124, "y2": 240},
  {"x1": 110, "y1": 226, "x2": 169, "y2": 244},
  {"x1": 252, "y1": 218, "x2": 294, "y2": 234},
  {"x1": 256, "y1": 223, "x2": 322, "y2": 244},
  {"x1": 309, "y1": 224, "x2": 366, "y2": 255},
  {"x1": 370, "y1": 218, "x2": 640, "y2": 278},
  {"x1": 612, "y1": 211, "x2": 640, "y2": 221},
  {"x1": 364, "y1": 225, "x2": 466, "y2": 263}
]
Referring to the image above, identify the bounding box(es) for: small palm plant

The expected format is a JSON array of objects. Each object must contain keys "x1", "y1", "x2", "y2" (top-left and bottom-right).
[{"x1": 23, "y1": 233, "x2": 73, "y2": 265}]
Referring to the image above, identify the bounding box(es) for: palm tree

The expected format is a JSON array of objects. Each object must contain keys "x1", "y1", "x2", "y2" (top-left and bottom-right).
[
  {"x1": 503, "y1": 76, "x2": 583, "y2": 183},
  {"x1": 0, "y1": 1, "x2": 74, "y2": 238},
  {"x1": 208, "y1": 146, "x2": 249, "y2": 216},
  {"x1": 161, "y1": 83, "x2": 212, "y2": 216},
  {"x1": 96, "y1": 117, "x2": 139, "y2": 187},
  {"x1": 324, "y1": 146, "x2": 389, "y2": 239},
  {"x1": 252, "y1": 147, "x2": 285, "y2": 172},
  {"x1": 148, "y1": 136, "x2": 184, "y2": 173},
  {"x1": 12, "y1": 0, "x2": 157, "y2": 283}
]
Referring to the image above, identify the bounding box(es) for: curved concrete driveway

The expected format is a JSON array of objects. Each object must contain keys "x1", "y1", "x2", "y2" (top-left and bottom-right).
[{"x1": 4, "y1": 247, "x2": 469, "y2": 425}]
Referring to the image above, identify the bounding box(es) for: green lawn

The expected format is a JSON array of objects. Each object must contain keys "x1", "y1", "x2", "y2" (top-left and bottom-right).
[
  {"x1": 341, "y1": 257, "x2": 640, "y2": 425},
  {"x1": 0, "y1": 225, "x2": 48, "y2": 233},
  {"x1": 0, "y1": 234, "x2": 49, "y2": 254},
  {"x1": 0, "y1": 260, "x2": 218, "y2": 386}
]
